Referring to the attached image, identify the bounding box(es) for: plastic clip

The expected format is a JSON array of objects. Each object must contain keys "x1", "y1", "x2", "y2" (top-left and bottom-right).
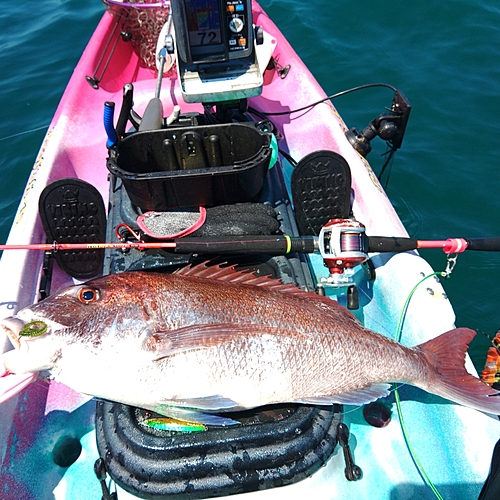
[{"x1": 442, "y1": 253, "x2": 458, "y2": 279}]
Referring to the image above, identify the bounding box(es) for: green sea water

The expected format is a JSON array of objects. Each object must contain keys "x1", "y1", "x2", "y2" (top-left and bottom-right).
[{"x1": 1, "y1": 0, "x2": 500, "y2": 371}]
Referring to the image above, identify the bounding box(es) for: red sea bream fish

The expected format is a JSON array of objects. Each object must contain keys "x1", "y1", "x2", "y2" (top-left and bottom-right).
[{"x1": 1, "y1": 263, "x2": 499, "y2": 421}]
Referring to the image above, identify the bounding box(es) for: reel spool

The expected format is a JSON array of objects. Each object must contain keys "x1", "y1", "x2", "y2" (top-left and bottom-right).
[{"x1": 318, "y1": 218, "x2": 368, "y2": 287}]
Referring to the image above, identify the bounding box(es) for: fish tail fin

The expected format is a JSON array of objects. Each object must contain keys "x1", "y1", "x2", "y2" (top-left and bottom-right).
[{"x1": 417, "y1": 327, "x2": 500, "y2": 414}]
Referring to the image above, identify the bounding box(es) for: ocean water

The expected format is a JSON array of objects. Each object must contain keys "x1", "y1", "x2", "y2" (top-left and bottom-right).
[{"x1": 1, "y1": 0, "x2": 500, "y2": 371}]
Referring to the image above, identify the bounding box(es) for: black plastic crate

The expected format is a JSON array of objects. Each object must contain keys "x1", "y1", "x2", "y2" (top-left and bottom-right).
[{"x1": 107, "y1": 123, "x2": 272, "y2": 211}]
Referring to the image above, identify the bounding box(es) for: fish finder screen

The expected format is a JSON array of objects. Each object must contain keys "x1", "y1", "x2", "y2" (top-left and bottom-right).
[{"x1": 185, "y1": 0, "x2": 222, "y2": 46}]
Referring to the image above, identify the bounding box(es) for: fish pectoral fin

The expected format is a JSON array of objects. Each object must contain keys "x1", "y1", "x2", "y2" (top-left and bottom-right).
[
  {"x1": 143, "y1": 323, "x2": 284, "y2": 361},
  {"x1": 142, "y1": 331, "x2": 207, "y2": 359},
  {"x1": 156, "y1": 404, "x2": 240, "y2": 427},
  {"x1": 295, "y1": 383, "x2": 392, "y2": 406},
  {"x1": 164, "y1": 394, "x2": 243, "y2": 411}
]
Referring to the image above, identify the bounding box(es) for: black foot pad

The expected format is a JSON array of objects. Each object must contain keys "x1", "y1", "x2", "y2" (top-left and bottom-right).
[
  {"x1": 291, "y1": 150, "x2": 352, "y2": 235},
  {"x1": 39, "y1": 178, "x2": 106, "y2": 279}
]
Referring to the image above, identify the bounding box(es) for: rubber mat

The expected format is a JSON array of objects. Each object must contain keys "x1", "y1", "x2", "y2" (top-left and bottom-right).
[
  {"x1": 291, "y1": 150, "x2": 351, "y2": 235},
  {"x1": 39, "y1": 178, "x2": 106, "y2": 279}
]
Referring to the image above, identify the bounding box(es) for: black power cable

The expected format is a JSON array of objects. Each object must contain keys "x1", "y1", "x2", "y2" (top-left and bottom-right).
[{"x1": 254, "y1": 82, "x2": 398, "y2": 117}]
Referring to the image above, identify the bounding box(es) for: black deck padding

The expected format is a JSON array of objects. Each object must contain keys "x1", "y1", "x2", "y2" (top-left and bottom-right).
[
  {"x1": 96, "y1": 401, "x2": 342, "y2": 499},
  {"x1": 38, "y1": 178, "x2": 106, "y2": 279},
  {"x1": 291, "y1": 150, "x2": 352, "y2": 235}
]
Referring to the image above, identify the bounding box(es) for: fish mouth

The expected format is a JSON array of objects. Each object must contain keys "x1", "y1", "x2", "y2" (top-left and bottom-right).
[{"x1": 1, "y1": 317, "x2": 27, "y2": 349}]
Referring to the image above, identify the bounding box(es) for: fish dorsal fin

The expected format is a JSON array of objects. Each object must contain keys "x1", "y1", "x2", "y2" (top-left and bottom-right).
[
  {"x1": 175, "y1": 261, "x2": 355, "y2": 316},
  {"x1": 175, "y1": 261, "x2": 295, "y2": 290}
]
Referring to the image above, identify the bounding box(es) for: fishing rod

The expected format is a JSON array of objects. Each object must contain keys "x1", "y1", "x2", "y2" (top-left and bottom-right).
[
  {"x1": 366, "y1": 236, "x2": 500, "y2": 253},
  {"x1": 1, "y1": 233, "x2": 500, "y2": 255},
  {"x1": 2, "y1": 219, "x2": 499, "y2": 297},
  {"x1": 0, "y1": 241, "x2": 176, "y2": 252}
]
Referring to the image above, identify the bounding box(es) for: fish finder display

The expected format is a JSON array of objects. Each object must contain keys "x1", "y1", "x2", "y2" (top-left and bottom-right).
[
  {"x1": 173, "y1": 0, "x2": 253, "y2": 65},
  {"x1": 185, "y1": 0, "x2": 222, "y2": 46}
]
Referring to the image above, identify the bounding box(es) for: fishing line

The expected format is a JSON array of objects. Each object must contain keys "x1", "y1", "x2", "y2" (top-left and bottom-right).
[
  {"x1": 393, "y1": 271, "x2": 445, "y2": 500},
  {"x1": 0, "y1": 125, "x2": 49, "y2": 143},
  {"x1": 356, "y1": 285, "x2": 395, "y2": 337}
]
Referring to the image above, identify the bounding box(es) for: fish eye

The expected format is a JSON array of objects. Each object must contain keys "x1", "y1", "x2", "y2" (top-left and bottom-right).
[
  {"x1": 19, "y1": 320, "x2": 48, "y2": 337},
  {"x1": 77, "y1": 287, "x2": 100, "y2": 304}
]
